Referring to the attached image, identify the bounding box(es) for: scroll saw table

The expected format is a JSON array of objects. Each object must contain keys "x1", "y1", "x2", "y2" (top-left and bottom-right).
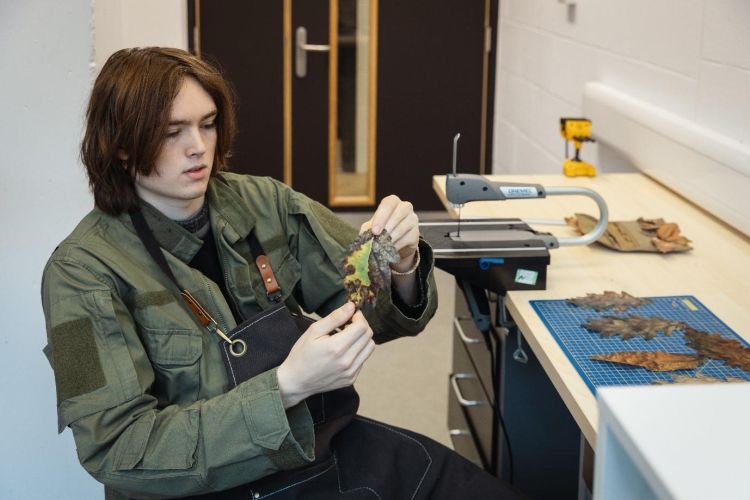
[{"x1": 432, "y1": 173, "x2": 750, "y2": 498}]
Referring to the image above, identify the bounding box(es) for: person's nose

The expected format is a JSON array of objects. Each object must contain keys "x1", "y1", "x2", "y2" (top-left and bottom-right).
[{"x1": 186, "y1": 126, "x2": 206, "y2": 158}]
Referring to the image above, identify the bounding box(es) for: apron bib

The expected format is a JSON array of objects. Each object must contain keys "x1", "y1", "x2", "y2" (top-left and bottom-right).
[{"x1": 217, "y1": 300, "x2": 360, "y2": 461}]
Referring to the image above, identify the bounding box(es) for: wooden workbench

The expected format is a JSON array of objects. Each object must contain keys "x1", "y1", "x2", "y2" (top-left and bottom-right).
[{"x1": 433, "y1": 173, "x2": 750, "y2": 447}]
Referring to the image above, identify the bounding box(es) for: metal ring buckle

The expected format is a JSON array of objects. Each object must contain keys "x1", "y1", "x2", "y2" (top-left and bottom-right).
[{"x1": 229, "y1": 339, "x2": 247, "y2": 357}]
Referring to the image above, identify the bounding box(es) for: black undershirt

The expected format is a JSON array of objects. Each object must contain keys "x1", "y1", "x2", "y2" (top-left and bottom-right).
[{"x1": 188, "y1": 229, "x2": 243, "y2": 324}]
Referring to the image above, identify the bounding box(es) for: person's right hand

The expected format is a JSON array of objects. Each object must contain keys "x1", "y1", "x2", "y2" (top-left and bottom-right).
[{"x1": 276, "y1": 302, "x2": 375, "y2": 408}]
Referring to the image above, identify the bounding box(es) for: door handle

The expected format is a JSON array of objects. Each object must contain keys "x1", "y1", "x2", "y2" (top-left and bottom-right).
[{"x1": 295, "y1": 26, "x2": 330, "y2": 78}]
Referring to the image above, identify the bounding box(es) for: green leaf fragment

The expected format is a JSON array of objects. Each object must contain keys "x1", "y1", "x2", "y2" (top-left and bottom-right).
[{"x1": 341, "y1": 229, "x2": 400, "y2": 308}]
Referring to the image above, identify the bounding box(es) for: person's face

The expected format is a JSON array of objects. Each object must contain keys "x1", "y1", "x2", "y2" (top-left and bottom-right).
[{"x1": 134, "y1": 76, "x2": 218, "y2": 219}]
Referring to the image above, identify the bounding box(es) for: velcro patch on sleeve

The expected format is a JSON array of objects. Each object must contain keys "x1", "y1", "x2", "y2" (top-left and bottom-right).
[{"x1": 50, "y1": 317, "x2": 106, "y2": 404}]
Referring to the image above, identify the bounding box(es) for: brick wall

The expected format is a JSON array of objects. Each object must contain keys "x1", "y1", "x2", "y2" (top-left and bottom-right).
[{"x1": 492, "y1": 0, "x2": 750, "y2": 174}]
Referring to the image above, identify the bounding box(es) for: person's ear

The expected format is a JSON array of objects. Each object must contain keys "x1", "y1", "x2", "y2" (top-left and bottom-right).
[{"x1": 117, "y1": 151, "x2": 131, "y2": 172}]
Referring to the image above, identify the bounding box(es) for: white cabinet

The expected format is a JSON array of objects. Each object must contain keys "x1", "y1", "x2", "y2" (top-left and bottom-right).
[{"x1": 594, "y1": 383, "x2": 750, "y2": 500}]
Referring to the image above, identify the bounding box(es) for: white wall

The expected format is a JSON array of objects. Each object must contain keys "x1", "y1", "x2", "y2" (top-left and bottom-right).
[
  {"x1": 492, "y1": 0, "x2": 750, "y2": 174},
  {"x1": 0, "y1": 0, "x2": 186, "y2": 497},
  {"x1": 94, "y1": 0, "x2": 188, "y2": 70},
  {"x1": 0, "y1": 0, "x2": 99, "y2": 497}
]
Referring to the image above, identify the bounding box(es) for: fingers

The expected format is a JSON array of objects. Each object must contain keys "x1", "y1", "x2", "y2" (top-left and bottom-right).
[
  {"x1": 308, "y1": 302, "x2": 356, "y2": 338},
  {"x1": 389, "y1": 215, "x2": 419, "y2": 249},
  {"x1": 369, "y1": 195, "x2": 400, "y2": 235},
  {"x1": 370, "y1": 195, "x2": 414, "y2": 235},
  {"x1": 336, "y1": 319, "x2": 375, "y2": 384},
  {"x1": 361, "y1": 195, "x2": 418, "y2": 243},
  {"x1": 329, "y1": 311, "x2": 371, "y2": 351},
  {"x1": 345, "y1": 337, "x2": 376, "y2": 382},
  {"x1": 355, "y1": 338, "x2": 376, "y2": 367}
]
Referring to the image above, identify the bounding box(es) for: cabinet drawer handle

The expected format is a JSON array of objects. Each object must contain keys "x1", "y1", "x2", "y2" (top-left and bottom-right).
[
  {"x1": 450, "y1": 373, "x2": 487, "y2": 407},
  {"x1": 454, "y1": 318, "x2": 482, "y2": 344},
  {"x1": 448, "y1": 429, "x2": 484, "y2": 467}
]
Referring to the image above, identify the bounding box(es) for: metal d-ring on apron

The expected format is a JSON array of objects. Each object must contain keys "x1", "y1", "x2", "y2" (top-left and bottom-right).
[{"x1": 129, "y1": 209, "x2": 247, "y2": 355}]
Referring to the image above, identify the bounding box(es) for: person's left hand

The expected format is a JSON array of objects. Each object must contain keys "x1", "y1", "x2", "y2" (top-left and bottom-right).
[{"x1": 360, "y1": 195, "x2": 419, "y2": 273}]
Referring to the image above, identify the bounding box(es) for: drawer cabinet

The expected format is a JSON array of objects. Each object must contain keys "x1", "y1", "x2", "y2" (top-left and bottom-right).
[
  {"x1": 449, "y1": 286, "x2": 498, "y2": 472},
  {"x1": 453, "y1": 316, "x2": 495, "y2": 404},
  {"x1": 449, "y1": 328, "x2": 495, "y2": 467},
  {"x1": 447, "y1": 382, "x2": 483, "y2": 467},
  {"x1": 448, "y1": 282, "x2": 583, "y2": 499}
]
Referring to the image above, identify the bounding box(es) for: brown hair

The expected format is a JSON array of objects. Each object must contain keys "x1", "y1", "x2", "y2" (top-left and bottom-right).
[{"x1": 81, "y1": 47, "x2": 236, "y2": 215}]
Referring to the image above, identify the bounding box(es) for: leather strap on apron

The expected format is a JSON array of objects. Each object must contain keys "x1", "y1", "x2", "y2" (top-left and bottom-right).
[{"x1": 247, "y1": 230, "x2": 283, "y2": 303}]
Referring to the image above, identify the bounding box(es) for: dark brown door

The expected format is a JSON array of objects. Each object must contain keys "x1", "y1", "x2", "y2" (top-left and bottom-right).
[
  {"x1": 289, "y1": 0, "x2": 331, "y2": 205},
  {"x1": 192, "y1": 0, "x2": 285, "y2": 181},
  {"x1": 190, "y1": 0, "x2": 496, "y2": 211},
  {"x1": 377, "y1": 0, "x2": 494, "y2": 210}
]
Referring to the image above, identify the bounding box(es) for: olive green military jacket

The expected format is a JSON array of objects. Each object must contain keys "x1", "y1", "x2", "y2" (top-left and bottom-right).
[{"x1": 41, "y1": 173, "x2": 437, "y2": 498}]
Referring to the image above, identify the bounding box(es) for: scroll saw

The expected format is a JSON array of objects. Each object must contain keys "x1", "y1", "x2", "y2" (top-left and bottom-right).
[{"x1": 419, "y1": 134, "x2": 609, "y2": 334}]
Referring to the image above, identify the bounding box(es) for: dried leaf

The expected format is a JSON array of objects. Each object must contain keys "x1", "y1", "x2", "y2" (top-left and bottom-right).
[
  {"x1": 636, "y1": 217, "x2": 666, "y2": 233},
  {"x1": 656, "y1": 223, "x2": 680, "y2": 241},
  {"x1": 572, "y1": 214, "x2": 691, "y2": 253},
  {"x1": 673, "y1": 235, "x2": 691, "y2": 246},
  {"x1": 653, "y1": 374, "x2": 746, "y2": 385},
  {"x1": 639, "y1": 218, "x2": 692, "y2": 252},
  {"x1": 591, "y1": 351, "x2": 704, "y2": 371},
  {"x1": 567, "y1": 291, "x2": 650, "y2": 312},
  {"x1": 341, "y1": 229, "x2": 400, "y2": 308},
  {"x1": 342, "y1": 238, "x2": 374, "y2": 306},
  {"x1": 584, "y1": 315, "x2": 684, "y2": 340},
  {"x1": 651, "y1": 237, "x2": 677, "y2": 253},
  {"x1": 683, "y1": 328, "x2": 750, "y2": 373}
]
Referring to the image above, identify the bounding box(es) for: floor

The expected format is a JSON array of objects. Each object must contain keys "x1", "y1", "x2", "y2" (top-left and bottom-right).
[{"x1": 338, "y1": 211, "x2": 455, "y2": 448}]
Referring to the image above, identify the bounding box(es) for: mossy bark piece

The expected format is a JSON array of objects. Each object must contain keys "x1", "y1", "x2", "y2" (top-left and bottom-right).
[
  {"x1": 584, "y1": 315, "x2": 685, "y2": 340},
  {"x1": 567, "y1": 290, "x2": 650, "y2": 312}
]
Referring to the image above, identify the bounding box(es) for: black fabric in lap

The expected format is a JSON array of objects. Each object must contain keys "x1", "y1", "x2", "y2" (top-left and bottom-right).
[{"x1": 181, "y1": 417, "x2": 523, "y2": 500}]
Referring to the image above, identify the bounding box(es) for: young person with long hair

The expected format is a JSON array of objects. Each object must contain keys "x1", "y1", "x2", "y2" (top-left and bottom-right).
[{"x1": 42, "y1": 47, "x2": 519, "y2": 499}]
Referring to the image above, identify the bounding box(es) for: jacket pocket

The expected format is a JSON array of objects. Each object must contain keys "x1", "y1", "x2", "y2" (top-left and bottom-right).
[
  {"x1": 112, "y1": 408, "x2": 201, "y2": 471},
  {"x1": 274, "y1": 250, "x2": 302, "y2": 301},
  {"x1": 139, "y1": 326, "x2": 203, "y2": 405}
]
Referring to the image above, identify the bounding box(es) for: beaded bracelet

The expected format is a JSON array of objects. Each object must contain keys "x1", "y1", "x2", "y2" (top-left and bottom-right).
[{"x1": 391, "y1": 247, "x2": 421, "y2": 277}]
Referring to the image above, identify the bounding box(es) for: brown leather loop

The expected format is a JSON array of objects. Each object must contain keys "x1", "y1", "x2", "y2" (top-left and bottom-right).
[{"x1": 255, "y1": 255, "x2": 281, "y2": 297}]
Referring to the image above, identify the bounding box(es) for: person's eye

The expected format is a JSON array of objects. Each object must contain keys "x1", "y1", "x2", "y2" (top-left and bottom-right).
[
  {"x1": 202, "y1": 121, "x2": 216, "y2": 130},
  {"x1": 166, "y1": 129, "x2": 180, "y2": 138}
]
